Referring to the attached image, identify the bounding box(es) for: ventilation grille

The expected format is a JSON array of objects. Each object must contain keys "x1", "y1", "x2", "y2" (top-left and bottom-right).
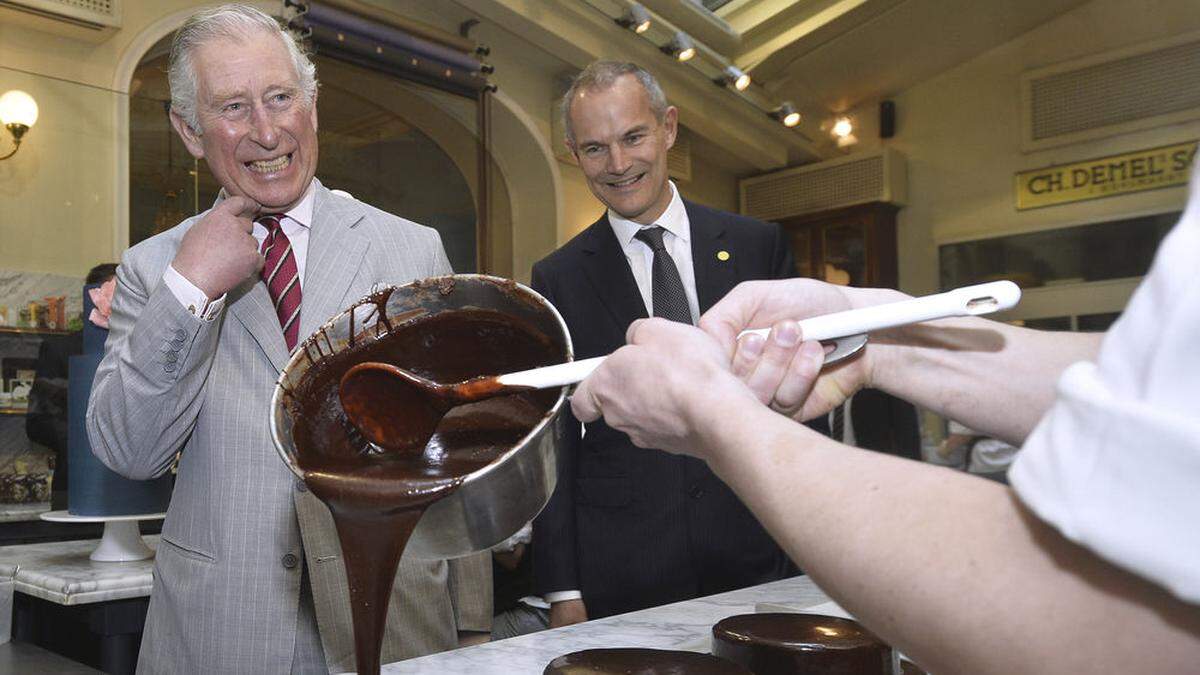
[
  {"x1": 1024, "y1": 33, "x2": 1200, "y2": 149},
  {"x1": 740, "y1": 150, "x2": 905, "y2": 220},
  {"x1": 0, "y1": 0, "x2": 120, "y2": 29}
]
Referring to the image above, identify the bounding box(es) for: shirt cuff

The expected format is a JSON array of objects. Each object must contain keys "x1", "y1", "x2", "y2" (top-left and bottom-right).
[
  {"x1": 163, "y1": 265, "x2": 225, "y2": 321},
  {"x1": 543, "y1": 590, "x2": 583, "y2": 604}
]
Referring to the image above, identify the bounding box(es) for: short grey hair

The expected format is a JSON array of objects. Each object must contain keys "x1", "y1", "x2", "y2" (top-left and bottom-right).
[
  {"x1": 168, "y1": 4, "x2": 318, "y2": 132},
  {"x1": 560, "y1": 61, "x2": 669, "y2": 144}
]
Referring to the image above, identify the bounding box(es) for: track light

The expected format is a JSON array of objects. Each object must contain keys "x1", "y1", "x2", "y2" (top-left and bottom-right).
[
  {"x1": 616, "y1": 3, "x2": 652, "y2": 34},
  {"x1": 832, "y1": 116, "x2": 853, "y2": 138},
  {"x1": 770, "y1": 102, "x2": 801, "y2": 128},
  {"x1": 714, "y1": 65, "x2": 751, "y2": 91},
  {"x1": 662, "y1": 31, "x2": 696, "y2": 62}
]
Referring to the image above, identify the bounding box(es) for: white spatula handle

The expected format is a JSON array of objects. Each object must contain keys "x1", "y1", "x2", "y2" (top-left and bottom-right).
[
  {"x1": 497, "y1": 357, "x2": 607, "y2": 389},
  {"x1": 499, "y1": 281, "x2": 1021, "y2": 391},
  {"x1": 740, "y1": 280, "x2": 1021, "y2": 341}
]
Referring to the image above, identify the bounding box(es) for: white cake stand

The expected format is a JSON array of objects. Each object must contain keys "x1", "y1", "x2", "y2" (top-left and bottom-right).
[{"x1": 40, "y1": 510, "x2": 166, "y2": 562}]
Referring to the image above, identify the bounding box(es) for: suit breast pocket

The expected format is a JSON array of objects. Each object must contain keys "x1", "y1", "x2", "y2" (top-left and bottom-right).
[{"x1": 575, "y1": 476, "x2": 631, "y2": 508}]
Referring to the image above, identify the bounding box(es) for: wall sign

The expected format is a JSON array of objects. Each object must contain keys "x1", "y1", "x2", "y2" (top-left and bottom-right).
[{"x1": 1016, "y1": 141, "x2": 1196, "y2": 210}]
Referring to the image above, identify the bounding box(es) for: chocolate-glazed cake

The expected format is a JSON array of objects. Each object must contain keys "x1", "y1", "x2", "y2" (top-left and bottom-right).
[
  {"x1": 544, "y1": 648, "x2": 752, "y2": 674},
  {"x1": 711, "y1": 613, "x2": 891, "y2": 675}
]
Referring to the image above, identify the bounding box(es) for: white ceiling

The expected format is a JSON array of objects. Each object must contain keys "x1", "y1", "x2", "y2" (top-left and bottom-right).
[
  {"x1": 458, "y1": 0, "x2": 1096, "y2": 171},
  {"x1": 741, "y1": 0, "x2": 1092, "y2": 114}
]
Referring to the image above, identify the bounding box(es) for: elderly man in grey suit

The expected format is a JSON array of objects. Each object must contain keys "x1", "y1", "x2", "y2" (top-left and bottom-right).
[{"x1": 86, "y1": 5, "x2": 490, "y2": 673}]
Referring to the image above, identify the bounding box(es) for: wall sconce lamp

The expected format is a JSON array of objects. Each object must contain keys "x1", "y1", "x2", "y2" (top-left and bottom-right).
[
  {"x1": 662, "y1": 31, "x2": 696, "y2": 62},
  {"x1": 0, "y1": 90, "x2": 38, "y2": 161},
  {"x1": 616, "y1": 3, "x2": 652, "y2": 34},
  {"x1": 770, "y1": 102, "x2": 801, "y2": 127},
  {"x1": 714, "y1": 65, "x2": 751, "y2": 91}
]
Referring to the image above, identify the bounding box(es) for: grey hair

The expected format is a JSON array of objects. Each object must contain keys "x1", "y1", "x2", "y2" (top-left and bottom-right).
[
  {"x1": 168, "y1": 4, "x2": 318, "y2": 132},
  {"x1": 560, "y1": 61, "x2": 669, "y2": 144}
]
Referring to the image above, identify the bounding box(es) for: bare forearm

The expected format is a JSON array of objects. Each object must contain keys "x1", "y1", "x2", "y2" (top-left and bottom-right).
[
  {"x1": 868, "y1": 317, "x2": 1102, "y2": 445},
  {"x1": 704, "y1": 407, "x2": 1200, "y2": 674}
]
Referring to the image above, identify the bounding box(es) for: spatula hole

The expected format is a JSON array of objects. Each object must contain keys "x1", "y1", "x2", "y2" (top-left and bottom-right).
[{"x1": 966, "y1": 296, "x2": 999, "y2": 313}]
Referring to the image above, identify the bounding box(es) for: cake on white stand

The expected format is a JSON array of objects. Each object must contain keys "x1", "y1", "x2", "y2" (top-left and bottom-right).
[{"x1": 40, "y1": 511, "x2": 165, "y2": 562}]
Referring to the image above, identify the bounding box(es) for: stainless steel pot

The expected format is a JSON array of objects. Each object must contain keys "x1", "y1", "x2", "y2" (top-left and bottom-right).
[{"x1": 269, "y1": 274, "x2": 571, "y2": 559}]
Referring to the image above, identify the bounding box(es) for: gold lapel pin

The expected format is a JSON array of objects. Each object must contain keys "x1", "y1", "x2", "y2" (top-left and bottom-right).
[{"x1": 716, "y1": 250, "x2": 731, "y2": 262}]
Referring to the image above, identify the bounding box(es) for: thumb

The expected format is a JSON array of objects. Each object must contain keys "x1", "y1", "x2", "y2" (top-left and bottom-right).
[{"x1": 570, "y1": 379, "x2": 602, "y2": 423}]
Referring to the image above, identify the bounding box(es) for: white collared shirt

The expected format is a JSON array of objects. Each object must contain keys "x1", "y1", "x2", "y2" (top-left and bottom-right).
[
  {"x1": 163, "y1": 182, "x2": 316, "y2": 321},
  {"x1": 607, "y1": 181, "x2": 700, "y2": 324}
]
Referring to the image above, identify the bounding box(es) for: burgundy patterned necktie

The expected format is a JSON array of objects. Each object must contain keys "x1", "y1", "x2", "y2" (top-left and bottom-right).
[{"x1": 258, "y1": 214, "x2": 301, "y2": 351}]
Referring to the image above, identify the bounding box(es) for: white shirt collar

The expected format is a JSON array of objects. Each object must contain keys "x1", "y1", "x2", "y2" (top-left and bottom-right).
[
  {"x1": 215, "y1": 180, "x2": 315, "y2": 229},
  {"x1": 608, "y1": 181, "x2": 689, "y2": 245},
  {"x1": 279, "y1": 181, "x2": 315, "y2": 229}
]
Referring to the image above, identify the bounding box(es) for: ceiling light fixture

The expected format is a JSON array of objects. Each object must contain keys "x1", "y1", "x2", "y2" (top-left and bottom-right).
[
  {"x1": 770, "y1": 102, "x2": 801, "y2": 128},
  {"x1": 831, "y1": 116, "x2": 857, "y2": 148},
  {"x1": 715, "y1": 65, "x2": 750, "y2": 91},
  {"x1": 616, "y1": 3, "x2": 652, "y2": 34},
  {"x1": 662, "y1": 31, "x2": 696, "y2": 62}
]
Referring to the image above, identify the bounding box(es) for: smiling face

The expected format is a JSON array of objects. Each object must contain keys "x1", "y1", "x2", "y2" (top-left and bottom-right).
[
  {"x1": 568, "y1": 74, "x2": 677, "y2": 225},
  {"x1": 171, "y1": 31, "x2": 318, "y2": 212}
]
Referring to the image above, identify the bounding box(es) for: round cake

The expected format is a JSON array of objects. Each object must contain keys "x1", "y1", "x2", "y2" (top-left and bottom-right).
[
  {"x1": 544, "y1": 648, "x2": 752, "y2": 675},
  {"x1": 711, "y1": 613, "x2": 891, "y2": 675}
]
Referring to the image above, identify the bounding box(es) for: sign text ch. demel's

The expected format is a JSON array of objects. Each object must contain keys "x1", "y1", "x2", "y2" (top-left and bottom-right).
[{"x1": 1016, "y1": 141, "x2": 1197, "y2": 210}]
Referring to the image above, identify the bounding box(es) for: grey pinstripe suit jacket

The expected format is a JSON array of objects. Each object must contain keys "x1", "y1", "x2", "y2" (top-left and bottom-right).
[{"x1": 87, "y1": 181, "x2": 491, "y2": 674}]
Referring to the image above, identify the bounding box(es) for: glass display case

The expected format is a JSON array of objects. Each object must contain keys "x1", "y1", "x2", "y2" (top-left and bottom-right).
[{"x1": 0, "y1": 326, "x2": 71, "y2": 519}]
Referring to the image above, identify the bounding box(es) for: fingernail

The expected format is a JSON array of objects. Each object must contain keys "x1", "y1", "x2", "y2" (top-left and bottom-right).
[
  {"x1": 774, "y1": 321, "x2": 800, "y2": 348},
  {"x1": 741, "y1": 334, "x2": 765, "y2": 358}
]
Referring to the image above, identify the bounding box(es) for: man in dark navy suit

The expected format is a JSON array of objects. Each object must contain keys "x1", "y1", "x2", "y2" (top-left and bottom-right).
[{"x1": 531, "y1": 61, "x2": 823, "y2": 628}]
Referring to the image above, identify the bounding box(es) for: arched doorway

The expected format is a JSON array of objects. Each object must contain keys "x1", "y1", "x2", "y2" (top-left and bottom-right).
[
  {"x1": 127, "y1": 39, "x2": 493, "y2": 274},
  {"x1": 114, "y1": 6, "x2": 558, "y2": 281}
]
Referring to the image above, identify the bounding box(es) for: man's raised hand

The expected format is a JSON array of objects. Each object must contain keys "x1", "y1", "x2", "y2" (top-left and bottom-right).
[{"x1": 172, "y1": 195, "x2": 264, "y2": 299}]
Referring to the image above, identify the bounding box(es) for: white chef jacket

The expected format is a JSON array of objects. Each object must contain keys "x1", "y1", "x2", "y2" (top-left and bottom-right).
[{"x1": 1009, "y1": 174, "x2": 1200, "y2": 604}]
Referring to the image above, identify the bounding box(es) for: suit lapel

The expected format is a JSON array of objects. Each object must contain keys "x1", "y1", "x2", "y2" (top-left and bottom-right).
[
  {"x1": 687, "y1": 201, "x2": 739, "y2": 313},
  {"x1": 229, "y1": 183, "x2": 369, "y2": 375},
  {"x1": 299, "y1": 185, "x2": 369, "y2": 341},
  {"x1": 229, "y1": 276, "x2": 291, "y2": 374},
  {"x1": 579, "y1": 215, "x2": 649, "y2": 329}
]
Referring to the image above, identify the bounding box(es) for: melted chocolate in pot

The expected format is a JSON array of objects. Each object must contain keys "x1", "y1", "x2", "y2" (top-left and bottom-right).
[{"x1": 288, "y1": 300, "x2": 562, "y2": 674}]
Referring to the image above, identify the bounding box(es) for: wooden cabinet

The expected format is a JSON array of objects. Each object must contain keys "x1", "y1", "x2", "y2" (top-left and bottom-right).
[{"x1": 776, "y1": 202, "x2": 900, "y2": 289}]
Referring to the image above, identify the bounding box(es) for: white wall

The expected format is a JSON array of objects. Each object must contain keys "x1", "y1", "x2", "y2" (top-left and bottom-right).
[{"x1": 848, "y1": 0, "x2": 1200, "y2": 295}]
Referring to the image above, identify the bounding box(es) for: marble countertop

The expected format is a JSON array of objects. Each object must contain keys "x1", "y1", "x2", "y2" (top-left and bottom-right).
[
  {"x1": 0, "y1": 502, "x2": 50, "y2": 523},
  {"x1": 0, "y1": 536, "x2": 158, "y2": 605},
  {"x1": 382, "y1": 575, "x2": 836, "y2": 674}
]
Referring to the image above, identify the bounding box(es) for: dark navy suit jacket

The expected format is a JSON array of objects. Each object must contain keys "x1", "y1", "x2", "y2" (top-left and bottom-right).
[{"x1": 530, "y1": 199, "x2": 824, "y2": 619}]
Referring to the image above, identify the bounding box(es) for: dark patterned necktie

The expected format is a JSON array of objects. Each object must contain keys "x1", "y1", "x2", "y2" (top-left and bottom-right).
[
  {"x1": 258, "y1": 214, "x2": 302, "y2": 351},
  {"x1": 634, "y1": 226, "x2": 692, "y2": 324}
]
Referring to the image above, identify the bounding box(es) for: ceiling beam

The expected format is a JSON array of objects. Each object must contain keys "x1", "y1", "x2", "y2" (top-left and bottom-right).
[
  {"x1": 454, "y1": 0, "x2": 824, "y2": 170},
  {"x1": 734, "y1": 0, "x2": 877, "y2": 73}
]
